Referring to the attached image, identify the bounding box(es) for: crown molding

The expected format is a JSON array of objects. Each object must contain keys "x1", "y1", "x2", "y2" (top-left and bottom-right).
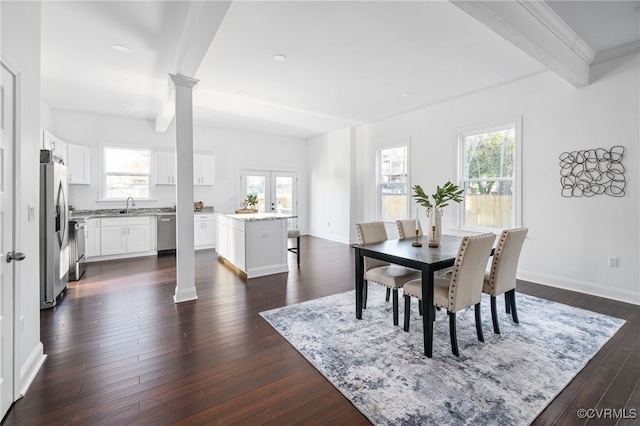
[
  {"x1": 593, "y1": 40, "x2": 640, "y2": 64},
  {"x1": 518, "y1": 0, "x2": 596, "y2": 65},
  {"x1": 450, "y1": 0, "x2": 591, "y2": 87}
]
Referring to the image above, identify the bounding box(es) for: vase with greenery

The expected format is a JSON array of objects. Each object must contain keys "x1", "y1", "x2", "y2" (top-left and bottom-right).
[
  {"x1": 245, "y1": 193, "x2": 258, "y2": 210},
  {"x1": 412, "y1": 181, "x2": 464, "y2": 247}
]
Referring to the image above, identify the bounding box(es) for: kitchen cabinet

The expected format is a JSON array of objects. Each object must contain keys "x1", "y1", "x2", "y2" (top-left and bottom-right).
[
  {"x1": 67, "y1": 143, "x2": 90, "y2": 184},
  {"x1": 100, "y1": 216, "x2": 151, "y2": 256},
  {"x1": 155, "y1": 151, "x2": 176, "y2": 185},
  {"x1": 155, "y1": 152, "x2": 214, "y2": 186},
  {"x1": 215, "y1": 213, "x2": 289, "y2": 278},
  {"x1": 194, "y1": 214, "x2": 215, "y2": 249},
  {"x1": 194, "y1": 154, "x2": 215, "y2": 186},
  {"x1": 85, "y1": 218, "x2": 101, "y2": 257},
  {"x1": 41, "y1": 129, "x2": 67, "y2": 165},
  {"x1": 216, "y1": 214, "x2": 245, "y2": 270}
]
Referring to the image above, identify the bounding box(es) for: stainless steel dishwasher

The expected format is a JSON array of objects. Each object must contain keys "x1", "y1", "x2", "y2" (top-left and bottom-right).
[{"x1": 157, "y1": 214, "x2": 176, "y2": 253}]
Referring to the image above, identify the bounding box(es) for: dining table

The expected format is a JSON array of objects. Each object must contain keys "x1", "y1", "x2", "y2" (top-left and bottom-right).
[{"x1": 352, "y1": 234, "x2": 464, "y2": 358}]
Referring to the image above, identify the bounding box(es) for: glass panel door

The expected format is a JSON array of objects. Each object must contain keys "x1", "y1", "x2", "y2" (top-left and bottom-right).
[
  {"x1": 242, "y1": 171, "x2": 269, "y2": 212},
  {"x1": 241, "y1": 170, "x2": 297, "y2": 227},
  {"x1": 272, "y1": 172, "x2": 297, "y2": 229}
]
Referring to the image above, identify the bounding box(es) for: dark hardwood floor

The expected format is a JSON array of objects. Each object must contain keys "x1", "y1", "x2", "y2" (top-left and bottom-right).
[{"x1": 3, "y1": 236, "x2": 639, "y2": 425}]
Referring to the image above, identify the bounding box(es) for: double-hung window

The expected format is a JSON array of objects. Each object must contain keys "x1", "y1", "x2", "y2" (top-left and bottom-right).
[
  {"x1": 377, "y1": 145, "x2": 409, "y2": 220},
  {"x1": 457, "y1": 120, "x2": 521, "y2": 230},
  {"x1": 103, "y1": 146, "x2": 151, "y2": 200}
]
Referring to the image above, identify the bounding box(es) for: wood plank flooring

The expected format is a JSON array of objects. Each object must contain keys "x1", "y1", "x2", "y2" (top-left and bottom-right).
[{"x1": 3, "y1": 236, "x2": 639, "y2": 425}]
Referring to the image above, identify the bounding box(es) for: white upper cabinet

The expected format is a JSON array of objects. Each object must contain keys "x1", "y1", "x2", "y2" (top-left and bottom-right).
[
  {"x1": 41, "y1": 129, "x2": 68, "y2": 165},
  {"x1": 194, "y1": 154, "x2": 215, "y2": 186},
  {"x1": 155, "y1": 151, "x2": 214, "y2": 186},
  {"x1": 155, "y1": 151, "x2": 176, "y2": 185},
  {"x1": 67, "y1": 143, "x2": 90, "y2": 184}
]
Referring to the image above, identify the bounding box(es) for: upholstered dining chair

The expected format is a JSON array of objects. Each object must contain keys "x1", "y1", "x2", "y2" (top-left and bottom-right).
[
  {"x1": 356, "y1": 222, "x2": 421, "y2": 326},
  {"x1": 483, "y1": 227, "x2": 528, "y2": 334},
  {"x1": 403, "y1": 233, "x2": 496, "y2": 356},
  {"x1": 396, "y1": 219, "x2": 423, "y2": 239}
]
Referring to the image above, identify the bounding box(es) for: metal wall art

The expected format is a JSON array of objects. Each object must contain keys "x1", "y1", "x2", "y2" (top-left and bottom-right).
[{"x1": 559, "y1": 146, "x2": 625, "y2": 197}]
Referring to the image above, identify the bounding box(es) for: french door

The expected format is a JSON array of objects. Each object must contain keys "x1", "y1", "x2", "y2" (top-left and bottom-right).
[{"x1": 241, "y1": 170, "x2": 297, "y2": 227}]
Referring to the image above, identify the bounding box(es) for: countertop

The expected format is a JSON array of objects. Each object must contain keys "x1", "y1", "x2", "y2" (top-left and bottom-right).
[
  {"x1": 71, "y1": 206, "x2": 214, "y2": 219},
  {"x1": 215, "y1": 212, "x2": 296, "y2": 221}
]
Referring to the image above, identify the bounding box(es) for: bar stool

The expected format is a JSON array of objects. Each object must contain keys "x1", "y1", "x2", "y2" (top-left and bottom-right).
[{"x1": 288, "y1": 229, "x2": 300, "y2": 266}]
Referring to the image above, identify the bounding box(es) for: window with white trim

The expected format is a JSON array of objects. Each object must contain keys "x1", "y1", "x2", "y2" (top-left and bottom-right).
[
  {"x1": 377, "y1": 145, "x2": 408, "y2": 220},
  {"x1": 103, "y1": 146, "x2": 151, "y2": 200},
  {"x1": 457, "y1": 121, "x2": 521, "y2": 230}
]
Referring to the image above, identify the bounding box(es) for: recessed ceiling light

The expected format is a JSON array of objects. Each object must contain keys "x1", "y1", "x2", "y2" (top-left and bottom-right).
[
  {"x1": 401, "y1": 92, "x2": 412, "y2": 97},
  {"x1": 237, "y1": 90, "x2": 247, "y2": 95},
  {"x1": 121, "y1": 102, "x2": 131, "y2": 107},
  {"x1": 112, "y1": 44, "x2": 131, "y2": 54},
  {"x1": 272, "y1": 54, "x2": 287, "y2": 62}
]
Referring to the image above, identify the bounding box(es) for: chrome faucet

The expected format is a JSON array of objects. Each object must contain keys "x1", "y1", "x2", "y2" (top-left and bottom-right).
[{"x1": 126, "y1": 197, "x2": 136, "y2": 214}]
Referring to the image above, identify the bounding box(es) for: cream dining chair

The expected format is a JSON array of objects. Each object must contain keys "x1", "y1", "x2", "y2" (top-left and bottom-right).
[
  {"x1": 356, "y1": 222, "x2": 421, "y2": 326},
  {"x1": 396, "y1": 219, "x2": 423, "y2": 239},
  {"x1": 483, "y1": 227, "x2": 528, "y2": 334},
  {"x1": 403, "y1": 233, "x2": 496, "y2": 356}
]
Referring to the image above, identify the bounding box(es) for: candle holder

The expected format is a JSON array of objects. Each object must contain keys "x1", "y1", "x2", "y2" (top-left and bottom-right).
[{"x1": 412, "y1": 229, "x2": 422, "y2": 247}]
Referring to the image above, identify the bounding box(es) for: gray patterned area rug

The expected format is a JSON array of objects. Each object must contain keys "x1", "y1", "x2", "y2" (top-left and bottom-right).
[{"x1": 260, "y1": 285, "x2": 625, "y2": 425}]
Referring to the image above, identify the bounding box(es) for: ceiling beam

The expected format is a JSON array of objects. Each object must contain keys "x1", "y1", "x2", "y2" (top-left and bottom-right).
[
  {"x1": 155, "y1": 0, "x2": 232, "y2": 133},
  {"x1": 450, "y1": 0, "x2": 595, "y2": 88}
]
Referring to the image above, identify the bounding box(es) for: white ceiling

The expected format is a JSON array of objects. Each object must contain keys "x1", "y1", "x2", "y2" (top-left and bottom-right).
[{"x1": 40, "y1": 1, "x2": 640, "y2": 139}]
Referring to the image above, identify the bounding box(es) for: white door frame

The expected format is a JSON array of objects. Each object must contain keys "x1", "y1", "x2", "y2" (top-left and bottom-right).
[{"x1": 1, "y1": 56, "x2": 18, "y2": 415}]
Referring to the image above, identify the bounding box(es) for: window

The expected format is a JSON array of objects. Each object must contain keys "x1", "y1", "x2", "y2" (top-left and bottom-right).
[
  {"x1": 457, "y1": 121, "x2": 521, "y2": 230},
  {"x1": 103, "y1": 146, "x2": 151, "y2": 199},
  {"x1": 377, "y1": 145, "x2": 408, "y2": 220}
]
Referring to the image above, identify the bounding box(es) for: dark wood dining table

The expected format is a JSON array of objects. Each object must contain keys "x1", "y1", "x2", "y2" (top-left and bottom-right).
[{"x1": 352, "y1": 234, "x2": 464, "y2": 358}]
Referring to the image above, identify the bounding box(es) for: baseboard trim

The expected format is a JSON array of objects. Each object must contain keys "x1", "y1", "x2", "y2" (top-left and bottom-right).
[
  {"x1": 18, "y1": 343, "x2": 47, "y2": 398},
  {"x1": 309, "y1": 232, "x2": 350, "y2": 245},
  {"x1": 518, "y1": 270, "x2": 640, "y2": 306}
]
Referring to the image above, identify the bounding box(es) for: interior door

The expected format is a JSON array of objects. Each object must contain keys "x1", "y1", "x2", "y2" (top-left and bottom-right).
[
  {"x1": 0, "y1": 62, "x2": 16, "y2": 419},
  {"x1": 241, "y1": 171, "x2": 297, "y2": 227}
]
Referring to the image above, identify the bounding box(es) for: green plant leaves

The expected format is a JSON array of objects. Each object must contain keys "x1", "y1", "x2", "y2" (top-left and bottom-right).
[{"x1": 412, "y1": 181, "x2": 463, "y2": 209}]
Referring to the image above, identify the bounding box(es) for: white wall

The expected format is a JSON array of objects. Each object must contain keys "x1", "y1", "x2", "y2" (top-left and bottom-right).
[
  {"x1": 354, "y1": 54, "x2": 639, "y2": 305},
  {"x1": 1, "y1": 0, "x2": 47, "y2": 397},
  {"x1": 45, "y1": 109, "x2": 309, "y2": 232},
  {"x1": 307, "y1": 127, "x2": 356, "y2": 243}
]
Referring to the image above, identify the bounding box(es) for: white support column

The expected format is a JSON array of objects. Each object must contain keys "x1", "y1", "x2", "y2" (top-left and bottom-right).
[{"x1": 170, "y1": 73, "x2": 199, "y2": 304}]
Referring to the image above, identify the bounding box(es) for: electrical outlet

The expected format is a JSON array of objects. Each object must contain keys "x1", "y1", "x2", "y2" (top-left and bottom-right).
[
  {"x1": 261, "y1": 231, "x2": 269, "y2": 238},
  {"x1": 28, "y1": 204, "x2": 36, "y2": 221},
  {"x1": 607, "y1": 256, "x2": 618, "y2": 267}
]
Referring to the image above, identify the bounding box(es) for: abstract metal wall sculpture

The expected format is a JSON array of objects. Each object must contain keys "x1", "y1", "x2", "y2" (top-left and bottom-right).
[{"x1": 559, "y1": 146, "x2": 625, "y2": 197}]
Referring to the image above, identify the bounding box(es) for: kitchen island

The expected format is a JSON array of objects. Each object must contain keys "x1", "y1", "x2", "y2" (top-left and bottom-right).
[{"x1": 215, "y1": 212, "x2": 295, "y2": 278}]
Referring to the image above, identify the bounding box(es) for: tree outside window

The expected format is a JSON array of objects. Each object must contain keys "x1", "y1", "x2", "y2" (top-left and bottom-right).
[{"x1": 460, "y1": 125, "x2": 517, "y2": 229}]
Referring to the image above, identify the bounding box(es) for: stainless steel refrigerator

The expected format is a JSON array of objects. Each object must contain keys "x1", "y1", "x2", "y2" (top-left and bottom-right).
[{"x1": 40, "y1": 149, "x2": 69, "y2": 309}]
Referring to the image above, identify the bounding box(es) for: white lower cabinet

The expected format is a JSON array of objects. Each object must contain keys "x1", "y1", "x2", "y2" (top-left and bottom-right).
[
  {"x1": 85, "y1": 218, "x2": 101, "y2": 258},
  {"x1": 215, "y1": 214, "x2": 247, "y2": 271},
  {"x1": 100, "y1": 217, "x2": 151, "y2": 256},
  {"x1": 194, "y1": 214, "x2": 215, "y2": 249}
]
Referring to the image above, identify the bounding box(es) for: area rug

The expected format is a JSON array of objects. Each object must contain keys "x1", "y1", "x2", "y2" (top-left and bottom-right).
[{"x1": 260, "y1": 285, "x2": 625, "y2": 425}]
